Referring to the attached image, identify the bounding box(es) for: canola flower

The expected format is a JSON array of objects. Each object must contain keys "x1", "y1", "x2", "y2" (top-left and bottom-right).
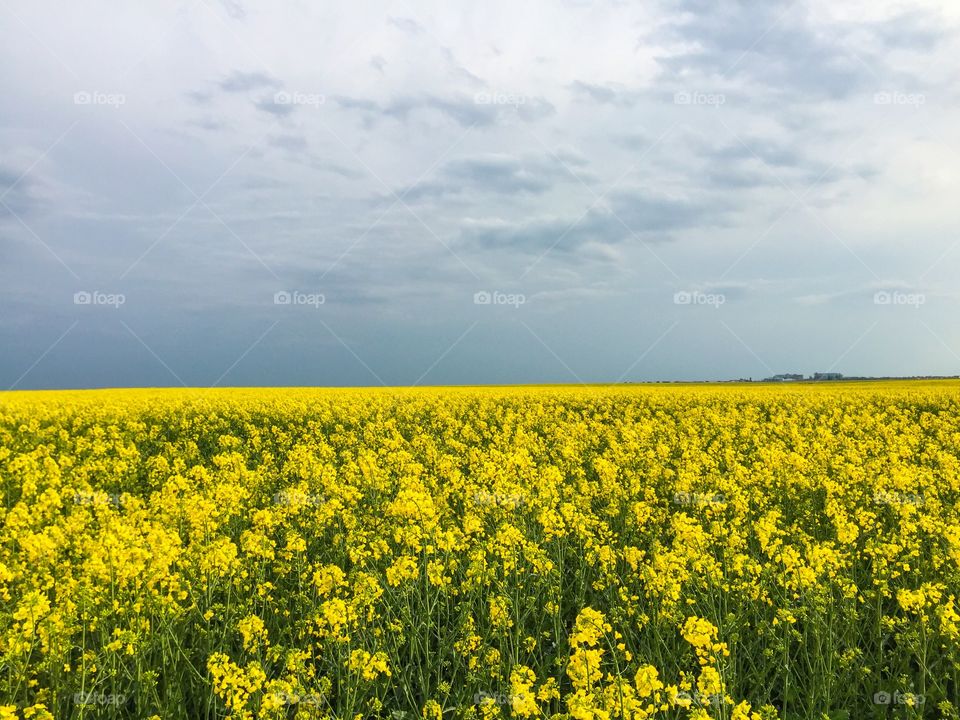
[{"x1": 0, "y1": 383, "x2": 959, "y2": 718}]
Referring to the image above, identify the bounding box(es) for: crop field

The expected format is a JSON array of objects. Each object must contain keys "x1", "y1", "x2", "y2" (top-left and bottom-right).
[{"x1": 1, "y1": 383, "x2": 959, "y2": 719}]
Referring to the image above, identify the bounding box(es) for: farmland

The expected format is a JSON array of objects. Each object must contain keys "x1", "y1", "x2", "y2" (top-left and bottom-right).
[{"x1": 1, "y1": 383, "x2": 958, "y2": 719}]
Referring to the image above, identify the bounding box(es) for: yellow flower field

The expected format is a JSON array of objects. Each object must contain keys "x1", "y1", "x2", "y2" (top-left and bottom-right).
[{"x1": 1, "y1": 383, "x2": 959, "y2": 719}]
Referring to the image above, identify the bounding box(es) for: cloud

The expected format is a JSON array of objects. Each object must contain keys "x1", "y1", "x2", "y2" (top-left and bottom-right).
[
  {"x1": 613, "y1": 132, "x2": 652, "y2": 151},
  {"x1": 185, "y1": 90, "x2": 213, "y2": 105},
  {"x1": 254, "y1": 96, "x2": 295, "y2": 117},
  {"x1": 553, "y1": 145, "x2": 590, "y2": 168},
  {"x1": 705, "y1": 137, "x2": 804, "y2": 169},
  {"x1": 401, "y1": 153, "x2": 574, "y2": 201},
  {"x1": 218, "y1": 0, "x2": 246, "y2": 20},
  {"x1": 694, "y1": 134, "x2": 877, "y2": 193},
  {"x1": 570, "y1": 80, "x2": 637, "y2": 106},
  {"x1": 441, "y1": 47, "x2": 485, "y2": 87},
  {"x1": 795, "y1": 280, "x2": 932, "y2": 307},
  {"x1": 0, "y1": 165, "x2": 36, "y2": 217},
  {"x1": 459, "y1": 188, "x2": 725, "y2": 254},
  {"x1": 218, "y1": 71, "x2": 282, "y2": 93},
  {"x1": 871, "y1": 10, "x2": 947, "y2": 50},
  {"x1": 268, "y1": 134, "x2": 308, "y2": 152},
  {"x1": 3, "y1": 0, "x2": 960, "y2": 386},
  {"x1": 382, "y1": 95, "x2": 499, "y2": 127},
  {"x1": 606, "y1": 189, "x2": 727, "y2": 233},
  {"x1": 387, "y1": 16, "x2": 426, "y2": 35},
  {"x1": 333, "y1": 93, "x2": 555, "y2": 128},
  {"x1": 189, "y1": 117, "x2": 229, "y2": 131},
  {"x1": 655, "y1": 0, "x2": 904, "y2": 100}
]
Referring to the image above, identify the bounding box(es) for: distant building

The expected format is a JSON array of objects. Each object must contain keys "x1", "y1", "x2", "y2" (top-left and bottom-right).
[
  {"x1": 813, "y1": 372, "x2": 843, "y2": 381},
  {"x1": 764, "y1": 373, "x2": 805, "y2": 382}
]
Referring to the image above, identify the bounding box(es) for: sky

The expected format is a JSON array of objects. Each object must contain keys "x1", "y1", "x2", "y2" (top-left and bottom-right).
[{"x1": 2, "y1": 0, "x2": 960, "y2": 388}]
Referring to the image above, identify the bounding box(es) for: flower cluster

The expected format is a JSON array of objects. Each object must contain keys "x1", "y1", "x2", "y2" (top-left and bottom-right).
[{"x1": 1, "y1": 383, "x2": 958, "y2": 718}]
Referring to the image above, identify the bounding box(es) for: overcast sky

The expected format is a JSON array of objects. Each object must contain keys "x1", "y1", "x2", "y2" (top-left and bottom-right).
[{"x1": 2, "y1": 0, "x2": 959, "y2": 388}]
